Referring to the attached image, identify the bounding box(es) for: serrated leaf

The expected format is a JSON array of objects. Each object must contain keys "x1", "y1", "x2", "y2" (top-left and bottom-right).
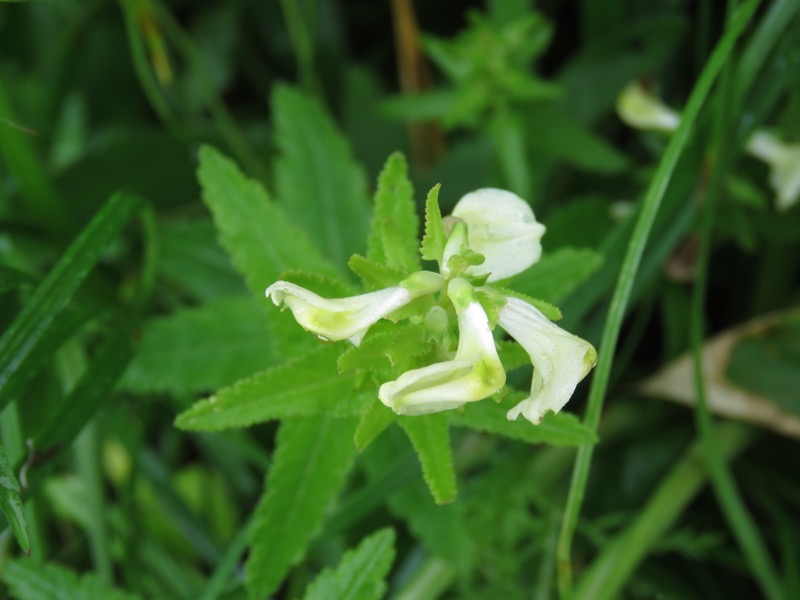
[
  {"x1": 302, "y1": 528, "x2": 396, "y2": 600},
  {"x1": 3, "y1": 560, "x2": 141, "y2": 600},
  {"x1": 279, "y1": 270, "x2": 358, "y2": 297},
  {"x1": 493, "y1": 286, "x2": 562, "y2": 322},
  {"x1": 246, "y1": 416, "x2": 357, "y2": 599},
  {"x1": 273, "y1": 84, "x2": 370, "y2": 268},
  {"x1": 176, "y1": 346, "x2": 370, "y2": 431},
  {"x1": 368, "y1": 152, "x2": 420, "y2": 273},
  {"x1": 0, "y1": 444, "x2": 29, "y2": 553},
  {"x1": 122, "y1": 297, "x2": 272, "y2": 396},
  {"x1": 449, "y1": 394, "x2": 598, "y2": 446},
  {"x1": 509, "y1": 247, "x2": 604, "y2": 304},
  {"x1": 420, "y1": 184, "x2": 446, "y2": 263},
  {"x1": 399, "y1": 414, "x2": 456, "y2": 504},
  {"x1": 348, "y1": 254, "x2": 406, "y2": 289},
  {"x1": 0, "y1": 193, "x2": 142, "y2": 412},
  {"x1": 354, "y1": 400, "x2": 396, "y2": 451},
  {"x1": 338, "y1": 324, "x2": 428, "y2": 376},
  {"x1": 197, "y1": 145, "x2": 339, "y2": 296}
]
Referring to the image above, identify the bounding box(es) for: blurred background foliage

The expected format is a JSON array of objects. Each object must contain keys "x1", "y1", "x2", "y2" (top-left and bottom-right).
[{"x1": 0, "y1": 0, "x2": 799, "y2": 598}]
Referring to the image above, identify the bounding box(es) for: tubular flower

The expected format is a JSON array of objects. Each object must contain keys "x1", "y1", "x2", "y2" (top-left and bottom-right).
[
  {"x1": 745, "y1": 131, "x2": 800, "y2": 212},
  {"x1": 497, "y1": 296, "x2": 597, "y2": 424},
  {"x1": 616, "y1": 82, "x2": 680, "y2": 133},
  {"x1": 266, "y1": 271, "x2": 444, "y2": 346},
  {"x1": 451, "y1": 188, "x2": 545, "y2": 281},
  {"x1": 378, "y1": 278, "x2": 506, "y2": 415}
]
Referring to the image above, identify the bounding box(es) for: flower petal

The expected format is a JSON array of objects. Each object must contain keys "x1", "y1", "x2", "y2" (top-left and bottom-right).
[
  {"x1": 379, "y1": 278, "x2": 505, "y2": 415},
  {"x1": 451, "y1": 188, "x2": 545, "y2": 281},
  {"x1": 616, "y1": 82, "x2": 680, "y2": 133},
  {"x1": 497, "y1": 296, "x2": 597, "y2": 424},
  {"x1": 746, "y1": 131, "x2": 800, "y2": 212},
  {"x1": 266, "y1": 271, "x2": 443, "y2": 346}
]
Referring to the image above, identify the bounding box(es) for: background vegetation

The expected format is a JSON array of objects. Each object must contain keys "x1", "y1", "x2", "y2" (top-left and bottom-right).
[{"x1": 0, "y1": 0, "x2": 799, "y2": 598}]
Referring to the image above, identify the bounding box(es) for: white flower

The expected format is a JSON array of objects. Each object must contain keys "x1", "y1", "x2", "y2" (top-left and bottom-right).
[
  {"x1": 266, "y1": 271, "x2": 444, "y2": 346},
  {"x1": 379, "y1": 278, "x2": 506, "y2": 415},
  {"x1": 450, "y1": 188, "x2": 545, "y2": 281},
  {"x1": 745, "y1": 131, "x2": 800, "y2": 212},
  {"x1": 616, "y1": 82, "x2": 680, "y2": 133},
  {"x1": 497, "y1": 296, "x2": 597, "y2": 424}
]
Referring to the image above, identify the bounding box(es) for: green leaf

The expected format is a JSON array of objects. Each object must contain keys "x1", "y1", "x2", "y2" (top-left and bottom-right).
[
  {"x1": 509, "y1": 247, "x2": 604, "y2": 304},
  {"x1": 497, "y1": 340, "x2": 530, "y2": 372},
  {"x1": 0, "y1": 193, "x2": 142, "y2": 412},
  {"x1": 348, "y1": 254, "x2": 406, "y2": 289},
  {"x1": 354, "y1": 400, "x2": 396, "y2": 451},
  {"x1": 197, "y1": 145, "x2": 339, "y2": 296},
  {"x1": 246, "y1": 416, "x2": 357, "y2": 599},
  {"x1": 122, "y1": 297, "x2": 272, "y2": 396},
  {"x1": 338, "y1": 324, "x2": 429, "y2": 376},
  {"x1": 157, "y1": 218, "x2": 247, "y2": 301},
  {"x1": 367, "y1": 152, "x2": 420, "y2": 273},
  {"x1": 420, "y1": 184, "x2": 446, "y2": 263},
  {"x1": 176, "y1": 346, "x2": 370, "y2": 432},
  {"x1": 450, "y1": 394, "x2": 598, "y2": 446},
  {"x1": 3, "y1": 559, "x2": 141, "y2": 600},
  {"x1": 279, "y1": 270, "x2": 358, "y2": 297},
  {"x1": 399, "y1": 414, "x2": 456, "y2": 504},
  {"x1": 302, "y1": 528, "x2": 396, "y2": 600},
  {"x1": 273, "y1": 84, "x2": 370, "y2": 268},
  {"x1": 0, "y1": 444, "x2": 29, "y2": 553},
  {"x1": 35, "y1": 325, "x2": 133, "y2": 454},
  {"x1": 0, "y1": 264, "x2": 34, "y2": 295},
  {"x1": 492, "y1": 286, "x2": 563, "y2": 322}
]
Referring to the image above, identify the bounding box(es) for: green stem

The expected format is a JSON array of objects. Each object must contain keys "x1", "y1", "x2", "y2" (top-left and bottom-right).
[
  {"x1": 555, "y1": 0, "x2": 762, "y2": 595},
  {"x1": 279, "y1": 0, "x2": 319, "y2": 92},
  {"x1": 392, "y1": 556, "x2": 455, "y2": 600},
  {"x1": 571, "y1": 423, "x2": 754, "y2": 600}
]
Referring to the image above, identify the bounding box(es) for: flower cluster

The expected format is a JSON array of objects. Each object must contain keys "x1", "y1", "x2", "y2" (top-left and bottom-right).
[
  {"x1": 617, "y1": 81, "x2": 800, "y2": 212},
  {"x1": 266, "y1": 189, "x2": 597, "y2": 425}
]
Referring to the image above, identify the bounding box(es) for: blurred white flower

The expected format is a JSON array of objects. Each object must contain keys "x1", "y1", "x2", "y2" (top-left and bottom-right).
[
  {"x1": 266, "y1": 271, "x2": 443, "y2": 346},
  {"x1": 450, "y1": 188, "x2": 545, "y2": 281},
  {"x1": 497, "y1": 296, "x2": 597, "y2": 425},
  {"x1": 379, "y1": 278, "x2": 505, "y2": 415},
  {"x1": 746, "y1": 131, "x2": 800, "y2": 212},
  {"x1": 616, "y1": 82, "x2": 680, "y2": 133}
]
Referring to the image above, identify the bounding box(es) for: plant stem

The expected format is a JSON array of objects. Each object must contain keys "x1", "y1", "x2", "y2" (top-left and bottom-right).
[{"x1": 555, "y1": 0, "x2": 762, "y2": 595}]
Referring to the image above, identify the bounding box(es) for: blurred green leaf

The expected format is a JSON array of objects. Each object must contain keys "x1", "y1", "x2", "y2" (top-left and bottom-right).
[
  {"x1": 0, "y1": 443, "x2": 29, "y2": 553},
  {"x1": 542, "y1": 198, "x2": 615, "y2": 251},
  {"x1": 3, "y1": 560, "x2": 141, "y2": 600},
  {"x1": 273, "y1": 84, "x2": 370, "y2": 269},
  {"x1": 122, "y1": 297, "x2": 272, "y2": 396},
  {"x1": 197, "y1": 145, "x2": 339, "y2": 296},
  {"x1": 0, "y1": 193, "x2": 142, "y2": 411},
  {"x1": 399, "y1": 414, "x2": 456, "y2": 504},
  {"x1": 301, "y1": 528, "x2": 395, "y2": 600},
  {"x1": 354, "y1": 400, "x2": 395, "y2": 451},
  {"x1": 367, "y1": 152, "x2": 420, "y2": 273},
  {"x1": 175, "y1": 346, "x2": 370, "y2": 432},
  {"x1": 0, "y1": 263, "x2": 34, "y2": 295},
  {"x1": 509, "y1": 247, "x2": 604, "y2": 304},
  {"x1": 157, "y1": 219, "x2": 247, "y2": 301},
  {"x1": 246, "y1": 416, "x2": 357, "y2": 599}
]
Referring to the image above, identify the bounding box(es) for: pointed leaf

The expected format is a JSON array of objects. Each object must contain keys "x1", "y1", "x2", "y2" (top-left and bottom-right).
[
  {"x1": 3, "y1": 560, "x2": 141, "y2": 600},
  {"x1": 509, "y1": 247, "x2": 604, "y2": 304},
  {"x1": 122, "y1": 297, "x2": 272, "y2": 396},
  {"x1": 176, "y1": 346, "x2": 370, "y2": 431},
  {"x1": 197, "y1": 145, "x2": 339, "y2": 296},
  {"x1": 348, "y1": 254, "x2": 406, "y2": 289},
  {"x1": 273, "y1": 84, "x2": 370, "y2": 268},
  {"x1": 449, "y1": 394, "x2": 598, "y2": 446},
  {"x1": 0, "y1": 193, "x2": 142, "y2": 411},
  {"x1": 368, "y1": 152, "x2": 420, "y2": 273},
  {"x1": 246, "y1": 416, "x2": 358, "y2": 599},
  {"x1": 0, "y1": 444, "x2": 29, "y2": 553},
  {"x1": 399, "y1": 414, "x2": 456, "y2": 504},
  {"x1": 420, "y1": 184, "x2": 446, "y2": 263},
  {"x1": 354, "y1": 400, "x2": 396, "y2": 451},
  {"x1": 302, "y1": 528, "x2": 396, "y2": 600}
]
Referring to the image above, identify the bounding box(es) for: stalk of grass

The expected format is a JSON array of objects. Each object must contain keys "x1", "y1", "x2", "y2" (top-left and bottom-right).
[{"x1": 555, "y1": 0, "x2": 762, "y2": 595}]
